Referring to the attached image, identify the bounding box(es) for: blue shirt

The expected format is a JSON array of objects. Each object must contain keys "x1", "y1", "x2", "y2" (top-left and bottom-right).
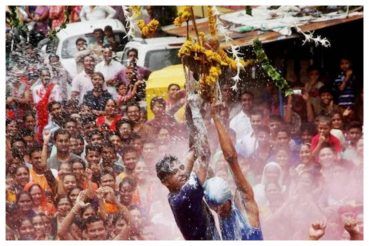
[
  {"x1": 220, "y1": 204, "x2": 263, "y2": 240},
  {"x1": 168, "y1": 173, "x2": 220, "y2": 240},
  {"x1": 333, "y1": 72, "x2": 357, "y2": 106}
]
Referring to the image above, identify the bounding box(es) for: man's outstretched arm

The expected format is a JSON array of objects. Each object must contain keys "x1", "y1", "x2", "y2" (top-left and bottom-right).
[
  {"x1": 211, "y1": 104, "x2": 260, "y2": 228},
  {"x1": 186, "y1": 93, "x2": 211, "y2": 185}
]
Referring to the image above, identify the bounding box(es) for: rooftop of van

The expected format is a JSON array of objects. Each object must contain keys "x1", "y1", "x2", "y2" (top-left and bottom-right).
[{"x1": 56, "y1": 19, "x2": 126, "y2": 40}]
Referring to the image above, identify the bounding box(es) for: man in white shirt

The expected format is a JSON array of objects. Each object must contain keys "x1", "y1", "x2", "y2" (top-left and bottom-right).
[
  {"x1": 32, "y1": 68, "x2": 62, "y2": 104},
  {"x1": 236, "y1": 110, "x2": 263, "y2": 158},
  {"x1": 229, "y1": 90, "x2": 254, "y2": 143},
  {"x1": 95, "y1": 46, "x2": 124, "y2": 98},
  {"x1": 71, "y1": 55, "x2": 96, "y2": 104}
]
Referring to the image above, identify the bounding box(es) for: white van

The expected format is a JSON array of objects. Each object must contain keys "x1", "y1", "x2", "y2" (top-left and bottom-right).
[
  {"x1": 121, "y1": 36, "x2": 185, "y2": 71},
  {"x1": 44, "y1": 19, "x2": 127, "y2": 78}
]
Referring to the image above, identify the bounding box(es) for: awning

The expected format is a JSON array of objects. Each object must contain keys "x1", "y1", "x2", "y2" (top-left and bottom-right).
[{"x1": 162, "y1": 10, "x2": 363, "y2": 48}]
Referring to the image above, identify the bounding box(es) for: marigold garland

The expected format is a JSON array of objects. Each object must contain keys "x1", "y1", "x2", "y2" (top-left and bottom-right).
[
  {"x1": 176, "y1": 7, "x2": 253, "y2": 102},
  {"x1": 207, "y1": 6, "x2": 217, "y2": 36},
  {"x1": 137, "y1": 19, "x2": 159, "y2": 38},
  {"x1": 174, "y1": 6, "x2": 192, "y2": 27}
]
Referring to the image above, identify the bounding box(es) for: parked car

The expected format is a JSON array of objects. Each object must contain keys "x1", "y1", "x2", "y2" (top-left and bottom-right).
[
  {"x1": 42, "y1": 19, "x2": 127, "y2": 78},
  {"x1": 121, "y1": 36, "x2": 185, "y2": 71}
]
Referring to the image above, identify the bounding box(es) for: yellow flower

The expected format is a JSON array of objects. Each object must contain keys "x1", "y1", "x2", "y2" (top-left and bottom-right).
[
  {"x1": 207, "y1": 6, "x2": 217, "y2": 36},
  {"x1": 173, "y1": 6, "x2": 192, "y2": 26},
  {"x1": 130, "y1": 6, "x2": 141, "y2": 17},
  {"x1": 137, "y1": 19, "x2": 159, "y2": 38}
]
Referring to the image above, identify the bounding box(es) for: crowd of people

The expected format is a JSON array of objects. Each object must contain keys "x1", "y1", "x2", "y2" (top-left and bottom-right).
[{"x1": 5, "y1": 6, "x2": 363, "y2": 241}]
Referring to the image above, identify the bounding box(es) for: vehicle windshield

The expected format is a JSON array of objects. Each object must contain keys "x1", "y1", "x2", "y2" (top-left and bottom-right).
[
  {"x1": 61, "y1": 32, "x2": 126, "y2": 59},
  {"x1": 145, "y1": 49, "x2": 181, "y2": 71},
  {"x1": 122, "y1": 48, "x2": 181, "y2": 71}
]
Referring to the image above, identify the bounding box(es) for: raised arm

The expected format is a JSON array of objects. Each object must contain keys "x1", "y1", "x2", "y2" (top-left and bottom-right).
[
  {"x1": 58, "y1": 190, "x2": 90, "y2": 239},
  {"x1": 186, "y1": 93, "x2": 211, "y2": 184},
  {"x1": 42, "y1": 131, "x2": 57, "y2": 195},
  {"x1": 211, "y1": 103, "x2": 260, "y2": 227}
]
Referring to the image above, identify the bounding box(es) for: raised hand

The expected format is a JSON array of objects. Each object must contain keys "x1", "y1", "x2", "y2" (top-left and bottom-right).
[
  {"x1": 309, "y1": 220, "x2": 327, "y2": 240},
  {"x1": 43, "y1": 130, "x2": 52, "y2": 144},
  {"x1": 344, "y1": 218, "x2": 360, "y2": 235},
  {"x1": 318, "y1": 134, "x2": 326, "y2": 145}
]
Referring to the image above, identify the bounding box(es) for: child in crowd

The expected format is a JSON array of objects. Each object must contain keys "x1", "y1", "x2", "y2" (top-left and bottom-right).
[{"x1": 311, "y1": 116, "x2": 342, "y2": 157}]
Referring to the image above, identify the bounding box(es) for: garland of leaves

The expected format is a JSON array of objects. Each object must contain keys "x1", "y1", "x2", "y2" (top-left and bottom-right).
[{"x1": 253, "y1": 39, "x2": 293, "y2": 95}]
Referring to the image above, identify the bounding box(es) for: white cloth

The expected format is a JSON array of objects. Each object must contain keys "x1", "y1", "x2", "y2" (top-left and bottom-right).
[
  {"x1": 95, "y1": 60, "x2": 124, "y2": 81},
  {"x1": 31, "y1": 82, "x2": 62, "y2": 104},
  {"x1": 80, "y1": 6, "x2": 116, "y2": 21},
  {"x1": 71, "y1": 71, "x2": 93, "y2": 104},
  {"x1": 95, "y1": 60, "x2": 124, "y2": 98},
  {"x1": 229, "y1": 110, "x2": 252, "y2": 142},
  {"x1": 236, "y1": 131, "x2": 258, "y2": 158}
]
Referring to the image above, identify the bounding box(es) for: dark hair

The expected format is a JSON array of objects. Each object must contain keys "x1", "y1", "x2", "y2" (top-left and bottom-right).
[
  {"x1": 55, "y1": 194, "x2": 72, "y2": 207},
  {"x1": 115, "y1": 81, "x2": 127, "y2": 89},
  {"x1": 269, "y1": 115, "x2": 283, "y2": 123},
  {"x1": 102, "y1": 141, "x2": 115, "y2": 151},
  {"x1": 83, "y1": 215, "x2": 105, "y2": 231},
  {"x1": 276, "y1": 126, "x2": 291, "y2": 137},
  {"x1": 300, "y1": 123, "x2": 317, "y2": 136},
  {"x1": 156, "y1": 155, "x2": 179, "y2": 181},
  {"x1": 116, "y1": 119, "x2": 133, "y2": 131},
  {"x1": 118, "y1": 176, "x2": 137, "y2": 191},
  {"x1": 130, "y1": 132, "x2": 142, "y2": 141},
  {"x1": 11, "y1": 135, "x2": 26, "y2": 147},
  {"x1": 167, "y1": 83, "x2": 180, "y2": 91},
  {"x1": 127, "y1": 48, "x2": 138, "y2": 56},
  {"x1": 100, "y1": 170, "x2": 115, "y2": 181},
  {"x1": 85, "y1": 144, "x2": 102, "y2": 155},
  {"x1": 240, "y1": 90, "x2": 254, "y2": 100},
  {"x1": 75, "y1": 37, "x2": 87, "y2": 45},
  {"x1": 121, "y1": 146, "x2": 137, "y2": 159},
  {"x1": 93, "y1": 28, "x2": 104, "y2": 34},
  {"x1": 70, "y1": 133, "x2": 84, "y2": 143},
  {"x1": 39, "y1": 67, "x2": 50, "y2": 76},
  {"x1": 126, "y1": 101, "x2": 141, "y2": 112},
  {"x1": 54, "y1": 129, "x2": 71, "y2": 142},
  {"x1": 15, "y1": 191, "x2": 32, "y2": 206},
  {"x1": 48, "y1": 53, "x2": 59, "y2": 61},
  {"x1": 317, "y1": 115, "x2": 331, "y2": 126},
  {"x1": 104, "y1": 25, "x2": 113, "y2": 32},
  {"x1": 29, "y1": 144, "x2": 42, "y2": 157},
  {"x1": 319, "y1": 85, "x2": 333, "y2": 96},
  {"x1": 91, "y1": 72, "x2": 105, "y2": 81},
  {"x1": 346, "y1": 121, "x2": 362, "y2": 132},
  {"x1": 15, "y1": 165, "x2": 29, "y2": 175},
  {"x1": 250, "y1": 109, "x2": 263, "y2": 118},
  {"x1": 70, "y1": 158, "x2": 87, "y2": 169},
  {"x1": 307, "y1": 65, "x2": 321, "y2": 74},
  {"x1": 47, "y1": 101, "x2": 61, "y2": 112},
  {"x1": 83, "y1": 55, "x2": 95, "y2": 62},
  {"x1": 87, "y1": 130, "x2": 103, "y2": 141},
  {"x1": 23, "y1": 112, "x2": 35, "y2": 122},
  {"x1": 150, "y1": 96, "x2": 166, "y2": 110},
  {"x1": 21, "y1": 128, "x2": 34, "y2": 138},
  {"x1": 63, "y1": 118, "x2": 78, "y2": 127},
  {"x1": 81, "y1": 115, "x2": 96, "y2": 125}
]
